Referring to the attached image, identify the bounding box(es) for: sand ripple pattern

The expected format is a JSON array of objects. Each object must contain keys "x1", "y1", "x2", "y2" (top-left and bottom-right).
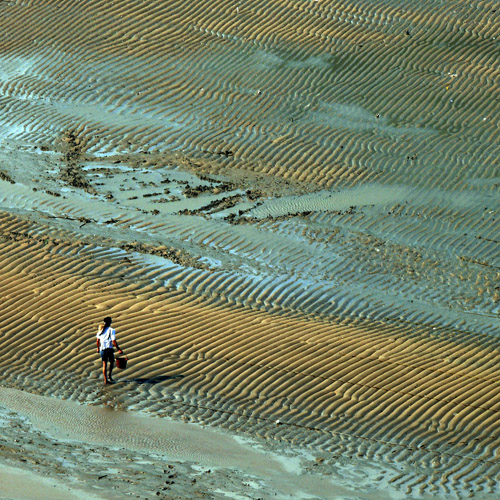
[
  {"x1": 0, "y1": 1, "x2": 499, "y2": 498},
  {"x1": 0, "y1": 0, "x2": 498, "y2": 191},
  {"x1": 0, "y1": 212, "x2": 499, "y2": 497},
  {"x1": 0, "y1": 0, "x2": 497, "y2": 330}
]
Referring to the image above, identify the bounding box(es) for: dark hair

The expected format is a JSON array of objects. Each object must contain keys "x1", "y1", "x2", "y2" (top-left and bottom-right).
[{"x1": 103, "y1": 317, "x2": 112, "y2": 326}]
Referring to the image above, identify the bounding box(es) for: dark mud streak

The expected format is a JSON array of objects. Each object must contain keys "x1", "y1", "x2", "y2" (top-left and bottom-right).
[{"x1": 58, "y1": 130, "x2": 97, "y2": 195}]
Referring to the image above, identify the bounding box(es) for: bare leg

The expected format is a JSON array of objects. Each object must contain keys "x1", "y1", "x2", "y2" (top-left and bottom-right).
[
  {"x1": 102, "y1": 361, "x2": 108, "y2": 384},
  {"x1": 108, "y1": 359, "x2": 115, "y2": 382}
]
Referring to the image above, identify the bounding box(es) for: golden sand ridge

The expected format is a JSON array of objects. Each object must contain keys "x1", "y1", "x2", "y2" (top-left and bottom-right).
[
  {"x1": 0, "y1": 210, "x2": 499, "y2": 497},
  {"x1": 0, "y1": 0, "x2": 499, "y2": 498}
]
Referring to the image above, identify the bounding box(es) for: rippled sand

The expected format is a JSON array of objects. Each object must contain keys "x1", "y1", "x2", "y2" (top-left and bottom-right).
[{"x1": 0, "y1": 0, "x2": 499, "y2": 498}]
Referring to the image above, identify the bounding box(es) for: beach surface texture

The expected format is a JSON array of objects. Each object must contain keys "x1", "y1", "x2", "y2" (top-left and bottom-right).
[{"x1": 0, "y1": 0, "x2": 499, "y2": 498}]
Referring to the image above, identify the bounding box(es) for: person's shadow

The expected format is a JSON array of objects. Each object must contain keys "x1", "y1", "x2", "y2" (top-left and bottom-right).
[{"x1": 128, "y1": 374, "x2": 184, "y2": 385}]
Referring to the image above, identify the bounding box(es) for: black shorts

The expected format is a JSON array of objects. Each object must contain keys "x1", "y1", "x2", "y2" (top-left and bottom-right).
[{"x1": 100, "y1": 348, "x2": 115, "y2": 363}]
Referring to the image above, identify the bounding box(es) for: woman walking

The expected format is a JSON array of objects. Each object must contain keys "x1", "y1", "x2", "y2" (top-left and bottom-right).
[{"x1": 96, "y1": 316, "x2": 123, "y2": 384}]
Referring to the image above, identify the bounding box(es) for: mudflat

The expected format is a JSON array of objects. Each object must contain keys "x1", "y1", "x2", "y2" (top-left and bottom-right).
[{"x1": 0, "y1": 0, "x2": 499, "y2": 498}]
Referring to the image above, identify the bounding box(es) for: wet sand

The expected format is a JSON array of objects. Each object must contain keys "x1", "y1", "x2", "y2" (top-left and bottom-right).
[
  {"x1": 0, "y1": 464, "x2": 100, "y2": 500},
  {"x1": 0, "y1": 0, "x2": 499, "y2": 498},
  {"x1": 0, "y1": 387, "x2": 401, "y2": 499}
]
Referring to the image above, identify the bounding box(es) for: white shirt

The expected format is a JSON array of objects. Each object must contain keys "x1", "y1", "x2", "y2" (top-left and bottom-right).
[{"x1": 96, "y1": 327, "x2": 116, "y2": 351}]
